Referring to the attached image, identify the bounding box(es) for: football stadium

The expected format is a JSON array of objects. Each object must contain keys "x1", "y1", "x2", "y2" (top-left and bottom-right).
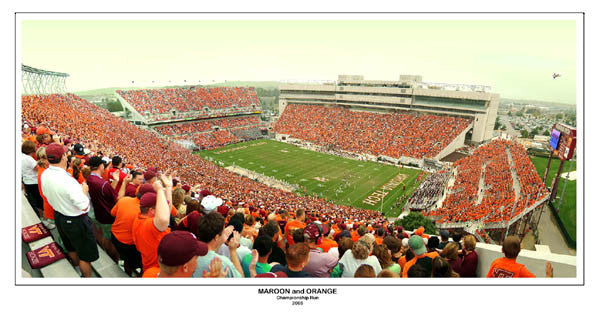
[{"x1": 20, "y1": 63, "x2": 578, "y2": 279}]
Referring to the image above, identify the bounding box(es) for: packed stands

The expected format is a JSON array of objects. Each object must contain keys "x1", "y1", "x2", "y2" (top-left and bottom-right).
[
  {"x1": 22, "y1": 94, "x2": 385, "y2": 224},
  {"x1": 407, "y1": 170, "x2": 452, "y2": 210},
  {"x1": 273, "y1": 104, "x2": 472, "y2": 160},
  {"x1": 116, "y1": 87, "x2": 260, "y2": 121},
  {"x1": 425, "y1": 139, "x2": 548, "y2": 226},
  {"x1": 153, "y1": 115, "x2": 260, "y2": 149}
]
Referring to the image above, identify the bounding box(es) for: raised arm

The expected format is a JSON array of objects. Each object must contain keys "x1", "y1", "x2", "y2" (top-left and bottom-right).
[
  {"x1": 152, "y1": 180, "x2": 170, "y2": 232},
  {"x1": 117, "y1": 174, "x2": 132, "y2": 200}
]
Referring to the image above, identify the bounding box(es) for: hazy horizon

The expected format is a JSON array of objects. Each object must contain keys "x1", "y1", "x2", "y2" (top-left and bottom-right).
[{"x1": 21, "y1": 19, "x2": 577, "y2": 104}]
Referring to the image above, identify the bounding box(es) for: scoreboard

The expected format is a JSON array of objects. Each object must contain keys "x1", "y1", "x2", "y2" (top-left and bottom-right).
[{"x1": 551, "y1": 123, "x2": 576, "y2": 160}]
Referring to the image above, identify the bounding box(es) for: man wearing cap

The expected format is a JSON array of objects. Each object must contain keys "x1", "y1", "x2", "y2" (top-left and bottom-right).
[
  {"x1": 302, "y1": 222, "x2": 338, "y2": 277},
  {"x1": 142, "y1": 231, "x2": 209, "y2": 278},
  {"x1": 110, "y1": 183, "x2": 155, "y2": 276},
  {"x1": 73, "y1": 143, "x2": 89, "y2": 165},
  {"x1": 124, "y1": 171, "x2": 144, "y2": 198},
  {"x1": 143, "y1": 169, "x2": 158, "y2": 185},
  {"x1": 402, "y1": 235, "x2": 440, "y2": 278},
  {"x1": 132, "y1": 175, "x2": 173, "y2": 272},
  {"x1": 201, "y1": 195, "x2": 223, "y2": 214},
  {"x1": 40, "y1": 143, "x2": 98, "y2": 277}
]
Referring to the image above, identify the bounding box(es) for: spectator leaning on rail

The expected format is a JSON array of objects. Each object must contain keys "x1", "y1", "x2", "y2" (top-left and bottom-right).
[
  {"x1": 40, "y1": 143, "x2": 98, "y2": 277},
  {"x1": 487, "y1": 236, "x2": 553, "y2": 278}
]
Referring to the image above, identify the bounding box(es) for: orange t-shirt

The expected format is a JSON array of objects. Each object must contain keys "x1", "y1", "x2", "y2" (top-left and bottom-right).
[
  {"x1": 66, "y1": 168, "x2": 85, "y2": 184},
  {"x1": 110, "y1": 196, "x2": 140, "y2": 245},
  {"x1": 37, "y1": 167, "x2": 54, "y2": 220},
  {"x1": 317, "y1": 237, "x2": 338, "y2": 253},
  {"x1": 242, "y1": 224, "x2": 258, "y2": 240},
  {"x1": 375, "y1": 237, "x2": 384, "y2": 245},
  {"x1": 170, "y1": 205, "x2": 177, "y2": 217},
  {"x1": 486, "y1": 257, "x2": 536, "y2": 278},
  {"x1": 284, "y1": 220, "x2": 305, "y2": 246},
  {"x1": 142, "y1": 266, "x2": 161, "y2": 278},
  {"x1": 402, "y1": 251, "x2": 440, "y2": 278},
  {"x1": 398, "y1": 256, "x2": 407, "y2": 269},
  {"x1": 350, "y1": 231, "x2": 360, "y2": 243},
  {"x1": 132, "y1": 216, "x2": 171, "y2": 271}
]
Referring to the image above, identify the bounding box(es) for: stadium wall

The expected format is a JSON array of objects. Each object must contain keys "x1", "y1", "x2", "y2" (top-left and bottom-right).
[
  {"x1": 114, "y1": 93, "x2": 147, "y2": 124},
  {"x1": 434, "y1": 122, "x2": 473, "y2": 161},
  {"x1": 473, "y1": 242, "x2": 576, "y2": 277}
]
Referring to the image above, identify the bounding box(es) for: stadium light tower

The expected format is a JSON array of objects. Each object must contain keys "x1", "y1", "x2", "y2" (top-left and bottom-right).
[{"x1": 21, "y1": 64, "x2": 69, "y2": 95}]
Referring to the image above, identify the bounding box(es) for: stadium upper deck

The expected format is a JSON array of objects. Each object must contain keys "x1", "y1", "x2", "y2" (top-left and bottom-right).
[
  {"x1": 116, "y1": 86, "x2": 261, "y2": 124},
  {"x1": 279, "y1": 75, "x2": 499, "y2": 143}
]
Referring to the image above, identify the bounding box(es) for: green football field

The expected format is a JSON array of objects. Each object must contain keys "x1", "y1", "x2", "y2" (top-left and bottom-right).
[
  {"x1": 530, "y1": 155, "x2": 577, "y2": 244},
  {"x1": 197, "y1": 139, "x2": 424, "y2": 217}
]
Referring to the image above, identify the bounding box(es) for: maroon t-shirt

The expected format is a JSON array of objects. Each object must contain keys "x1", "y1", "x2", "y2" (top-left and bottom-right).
[{"x1": 86, "y1": 173, "x2": 117, "y2": 224}]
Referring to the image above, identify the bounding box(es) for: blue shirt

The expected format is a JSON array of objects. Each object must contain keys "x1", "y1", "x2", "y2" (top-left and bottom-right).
[{"x1": 192, "y1": 250, "x2": 242, "y2": 278}]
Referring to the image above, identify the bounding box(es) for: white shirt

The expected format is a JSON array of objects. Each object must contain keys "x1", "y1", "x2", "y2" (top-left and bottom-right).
[
  {"x1": 21, "y1": 154, "x2": 38, "y2": 185},
  {"x1": 40, "y1": 165, "x2": 89, "y2": 217},
  {"x1": 338, "y1": 249, "x2": 382, "y2": 277}
]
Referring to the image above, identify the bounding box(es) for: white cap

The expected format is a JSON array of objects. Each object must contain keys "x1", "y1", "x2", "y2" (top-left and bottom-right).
[
  {"x1": 201, "y1": 195, "x2": 223, "y2": 212},
  {"x1": 401, "y1": 238, "x2": 409, "y2": 247}
]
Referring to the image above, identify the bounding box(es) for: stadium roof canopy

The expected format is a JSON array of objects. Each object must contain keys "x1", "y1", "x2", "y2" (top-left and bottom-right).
[{"x1": 22, "y1": 64, "x2": 69, "y2": 95}]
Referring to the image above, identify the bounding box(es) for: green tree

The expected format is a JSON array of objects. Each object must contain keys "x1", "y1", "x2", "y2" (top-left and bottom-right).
[
  {"x1": 520, "y1": 129, "x2": 529, "y2": 138},
  {"x1": 530, "y1": 127, "x2": 540, "y2": 136},
  {"x1": 494, "y1": 118, "x2": 501, "y2": 130},
  {"x1": 543, "y1": 129, "x2": 550, "y2": 136},
  {"x1": 394, "y1": 211, "x2": 438, "y2": 235},
  {"x1": 106, "y1": 99, "x2": 123, "y2": 112}
]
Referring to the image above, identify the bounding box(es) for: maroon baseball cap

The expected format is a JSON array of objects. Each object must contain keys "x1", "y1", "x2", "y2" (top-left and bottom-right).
[
  {"x1": 217, "y1": 205, "x2": 229, "y2": 217},
  {"x1": 303, "y1": 222, "x2": 329, "y2": 239},
  {"x1": 144, "y1": 170, "x2": 157, "y2": 181},
  {"x1": 45, "y1": 143, "x2": 67, "y2": 162},
  {"x1": 157, "y1": 231, "x2": 208, "y2": 266},
  {"x1": 182, "y1": 184, "x2": 191, "y2": 192},
  {"x1": 138, "y1": 183, "x2": 156, "y2": 197},
  {"x1": 140, "y1": 192, "x2": 157, "y2": 208},
  {"x1": 200, "y1": 189, "x2": 211, "y2": 197}
]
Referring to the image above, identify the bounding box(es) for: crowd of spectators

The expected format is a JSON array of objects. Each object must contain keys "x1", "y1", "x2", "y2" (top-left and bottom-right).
[
  {"x1": 273, "y1": 104, "x2": 472, "y2": 159},
  {"x1": 154, "y1": 115, "x2": 260, "y2": 150},
  {"x1": 426, "y1": 139, "x2": 549, "y2": 226},
  {"x1": 116, "y1": 87, "x2": 260, "y2": 119},
  {"x1": 407, "y1": 170, "x2": 452, "y2": 210},
  {"x1": 21, "y1": 93, "x2": 554, "y2": 278}
]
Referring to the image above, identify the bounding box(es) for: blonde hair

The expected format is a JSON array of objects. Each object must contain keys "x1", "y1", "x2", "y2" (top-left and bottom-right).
[
  {"x1": 463, "y1": 235, "x2": 477, "y2": 251},
  {"x1": 172, "y1": 188, "x2": 185, "y2": 209},
  {"x1": 441, "y1": 242, "x2": 459, "y2": 261},
  {"x1": 352, "y1": 237, "x2": 372, "y2": 260}
]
